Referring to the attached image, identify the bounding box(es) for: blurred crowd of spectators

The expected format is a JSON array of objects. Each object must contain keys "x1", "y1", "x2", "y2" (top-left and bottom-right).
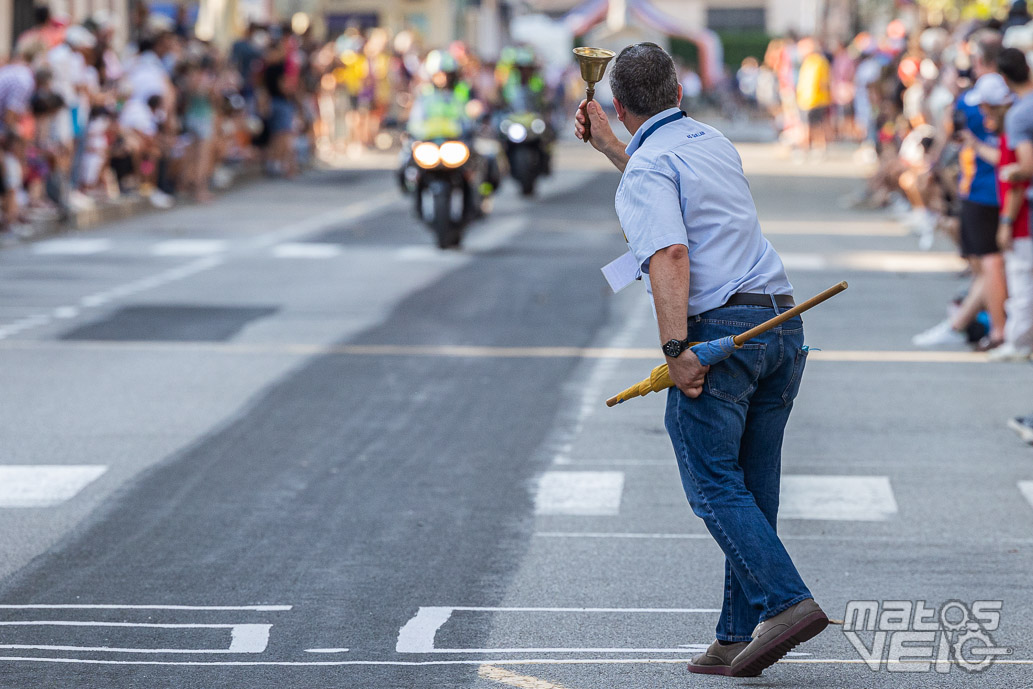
[
  {"x1": 0, "y1": 4, "x2": 347, "y2": 235},
  {"x1": 738, "y1": 6, "x2": 1033, "y2": 367},
  {"x1": 0, "y1": 5, "x2": 597, "y2": 238}
]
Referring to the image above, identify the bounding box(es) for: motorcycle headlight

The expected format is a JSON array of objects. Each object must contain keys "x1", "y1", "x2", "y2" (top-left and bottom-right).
[
  {"x1": 531, "y1": 119, "x2": 546, "y2": 135},
  {"x1": 413, "y1": 142, "x2": 441, "y2": 168},
  {"x1": 507, "y1": 123, "x2": 527, "y2": 143},
  {"x1": 439, "y1": 141, "x2": 470, "y2": 168}
]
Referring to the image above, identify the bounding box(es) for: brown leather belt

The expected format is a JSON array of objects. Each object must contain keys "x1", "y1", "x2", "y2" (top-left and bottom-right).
[{"x1": 722, "y1": 292, "x2": 796, "y2": 308}]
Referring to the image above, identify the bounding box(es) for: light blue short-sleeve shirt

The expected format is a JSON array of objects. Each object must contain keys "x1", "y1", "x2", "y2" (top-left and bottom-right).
[{"x1": 615, "y1": 107, "x2": 792, "y2": 316}]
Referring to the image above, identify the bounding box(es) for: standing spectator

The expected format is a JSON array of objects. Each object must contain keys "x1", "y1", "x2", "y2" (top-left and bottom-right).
[
  {"x1": 1003, "y1": 0, "x2": 1032, "y2": 32},
  {"x1": 178, "y1": 57, "x2": 217, "y2": 201},
  {"x1": 830, "y1": 40, "x2": 856, "y2": 140},
  {"x1": 0, "y1": 41, "x2": 40, "y2": 232},
  {"x1": 996, "y1": 48, "x2": 1033, "y2": 361},
  {"x1": 796, "y1": 37, "x2": 831, "y2": 155},
  {"x1": 47, "y1": 25, "x2": 99, "y2": 211},
  {"x1": 736, "y1": 57, "x2": 760, "y2": 105},
  {"x1": 15, "y1": 5, "x2": 66, "y2": 55},
  {"x1": 913, "y1": 32, "x2": 1006, "y2": 349},
  {"x1": 263, "y1": 35, "x2": 297, "y2": 177}
]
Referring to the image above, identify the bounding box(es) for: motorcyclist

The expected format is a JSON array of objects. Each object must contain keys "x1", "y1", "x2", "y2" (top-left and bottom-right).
[
  {"x1": 498, "y1": 47, "x2": 554, "y2": 177},
  {"x1": 407, "y1": 50, "x2": 472, "y2": 141},
  {"x1": 500, "y1": 47, "x2": 548, "y2": 115}
]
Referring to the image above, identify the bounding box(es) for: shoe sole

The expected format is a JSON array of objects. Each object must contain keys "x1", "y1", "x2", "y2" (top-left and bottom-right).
[
  {"x1": 687, "y1": 662, "x2": 734, "y2": 676},
  {"x1": 730, "y1": 611, "x2": 829, "y2": 678},
  {"x1": 687, "y1": 662, "x2": 760, "y2": 678}
]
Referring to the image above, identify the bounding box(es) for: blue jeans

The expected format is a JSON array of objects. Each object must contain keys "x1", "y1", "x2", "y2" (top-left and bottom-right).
[{"x1": 664, "y1": 304, "x2": 812, "y2": 642}]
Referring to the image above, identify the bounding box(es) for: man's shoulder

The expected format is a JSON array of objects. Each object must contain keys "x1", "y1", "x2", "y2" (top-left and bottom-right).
[{"x1": 630, "y1": 117, "x2": 724, "y2": 168}]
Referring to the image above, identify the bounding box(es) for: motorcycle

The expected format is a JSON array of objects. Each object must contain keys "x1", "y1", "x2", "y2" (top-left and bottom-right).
[
  {"x1": 498, "y1": 112, "x2": 550, "y2": 197},
  {"x1": 400, "y1": 137, "x2": 499, "y2": 249}
]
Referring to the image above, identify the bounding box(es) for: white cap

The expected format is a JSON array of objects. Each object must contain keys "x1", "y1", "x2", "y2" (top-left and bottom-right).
[
  {"x1": 966, "y1": 72, "x2": 1014, "y2": 106},
  {"x1": 65, "y1": 25, "x2": 97, "y2": 49}
]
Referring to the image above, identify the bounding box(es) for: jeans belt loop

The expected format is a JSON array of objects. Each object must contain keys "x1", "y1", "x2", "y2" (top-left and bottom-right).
[{"x1": 769, "y1": 293, "x2": 779, "y2": 311}]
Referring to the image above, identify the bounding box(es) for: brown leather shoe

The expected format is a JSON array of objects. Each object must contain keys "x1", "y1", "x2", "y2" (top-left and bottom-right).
[
  {"x1": 729, "y1": 598, "x2": 828, "y2": 678},
  {"x1": 687, "y1": 639, "x2": 753, "y2": 676}
]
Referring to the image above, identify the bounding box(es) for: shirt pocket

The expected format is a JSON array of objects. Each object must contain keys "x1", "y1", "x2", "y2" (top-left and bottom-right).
[{"x1": 705, "y1": 343, "x2": 766, "y2": 403}]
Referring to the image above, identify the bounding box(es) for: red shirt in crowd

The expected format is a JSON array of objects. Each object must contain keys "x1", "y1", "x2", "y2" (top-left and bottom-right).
[{"x1": 1000, "y1": 132, "x2": 1031, "y2": 239}]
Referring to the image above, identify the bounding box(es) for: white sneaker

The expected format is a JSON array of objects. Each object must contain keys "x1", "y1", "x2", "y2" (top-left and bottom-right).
[
  {"x1": 1007, "y1": 415, "x2": 1033, "y2": 444},
  {"x1": 889, "y1": 195, "x2": 912, "y2": 219},
  {"x1": 68, "y1": 190, "x2": 96, "y2": 211},
  {"x1": 987, "y1": 343, "x2": 1032, "y2": 362},
  {"x1": 912, "y1": 319, "x2": 967, "y2": 347},
  {"x1": 148, "y1": 190, "x2": 174, "y2": 209},
  {"x1": 212, "y1": 166, "x2": 233, "y2": 190}
]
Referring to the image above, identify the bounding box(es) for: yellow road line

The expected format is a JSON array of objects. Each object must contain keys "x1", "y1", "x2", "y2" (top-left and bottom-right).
[
  {"x1": 479, "y1": 664, "x2": 577, "y2": 688},
  {"x1": 0, "y1": 340, "x2": 991, "y2": 363}
]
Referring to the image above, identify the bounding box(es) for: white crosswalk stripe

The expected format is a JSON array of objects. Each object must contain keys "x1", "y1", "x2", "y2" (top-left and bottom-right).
[
  {"x1": 1019, "y1": 481, "x2": 1033, "y2": 512},
  {"x1": 32, "y1": 239, "x2": 112, "y2": 255},
  {"x1": 535, "y1": 471, "x2": 625, "y2": 515},
  {"x1": 779, "y1": 475, "x2": 898, "y2": 521},
  {"x1": 0, "y1": 466, "x2": 107, "y2": 507},
  {"x1": 270, "y1": 243, "x2": 342, "y2": 259},
  {"x1": 152, "y1": 240, "x2": 228, "y2": 256}
]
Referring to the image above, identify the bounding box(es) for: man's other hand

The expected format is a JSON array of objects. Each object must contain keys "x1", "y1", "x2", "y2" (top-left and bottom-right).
[{"x1": 667, "y1": 350, "x2": 709, "y2": 399}]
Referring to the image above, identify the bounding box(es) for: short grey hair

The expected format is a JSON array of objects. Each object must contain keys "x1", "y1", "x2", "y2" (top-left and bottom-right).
[{"x1": 609, "y1": 43, "x2": 681, "y2": 118}]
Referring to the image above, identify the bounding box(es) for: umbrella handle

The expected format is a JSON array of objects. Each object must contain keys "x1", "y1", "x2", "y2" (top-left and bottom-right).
[{"x1": 732, "y1": 281, "x2": 848, "y2": 346}]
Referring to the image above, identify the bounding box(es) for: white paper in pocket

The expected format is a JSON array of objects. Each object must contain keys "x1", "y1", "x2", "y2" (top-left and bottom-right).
[{"x1": 601, "y1": 249, "x2": 642, "y2": 293}]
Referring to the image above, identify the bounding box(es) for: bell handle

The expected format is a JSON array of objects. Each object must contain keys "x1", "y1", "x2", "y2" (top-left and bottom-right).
[{"x1": 582, "y1": 85, "x2": 596, "y2": 143}]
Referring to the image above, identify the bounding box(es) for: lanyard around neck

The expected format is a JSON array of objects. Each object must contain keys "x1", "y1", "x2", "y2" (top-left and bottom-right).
[{"x1": 637, "y1": 110, "x2": 687, "y2": 147}]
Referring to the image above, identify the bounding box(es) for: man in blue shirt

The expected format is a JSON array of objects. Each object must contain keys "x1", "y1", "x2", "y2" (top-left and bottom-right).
[{"x1": 574, "y1": 43, "x2": 828, "y2": 678}]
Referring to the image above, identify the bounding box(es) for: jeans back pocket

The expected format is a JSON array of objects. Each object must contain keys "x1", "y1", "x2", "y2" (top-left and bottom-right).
[
  {"x1": 780, "y1": 346, "x2": 809, "y2": 406},
  {"x1": 704, "y1": 343, "x2": 766, "y2": 403}
]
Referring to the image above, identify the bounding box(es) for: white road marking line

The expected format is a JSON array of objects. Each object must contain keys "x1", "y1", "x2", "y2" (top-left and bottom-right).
[
  {"x1": 304, "y1": 648, "x2": 350, "y2": 653},
  {"x1": 76, "y1": 256, "x2": 224, "y2": 313},
  {"x1": 32, "y1": 238, "x2": 112, "y2": 255},
  {"x1": 247, "y1": 191, "x2": 398, "y2": 249},
  {"x1": 554, "y1": 459, "x2": 671, "y2": 467},
  {"x1": 780, "y1": 253, "x2": 830, "y2": 271},
  {"x1": 779, "y1": 475, "x2": 898, "y2": 521},
  {"x1": 0, "y1": 339, "x2": 996, "y2": 364},
  {"x1": 535, "y1": 471, "x2": 624, "y2": 516},
  {"x1": 0, "y1": 621, "x2": 270, "y2": 654},
  {"x1": 271, "y1": 243, "x2": 343, "y2": 259},
  {"x1": 0, "y1": 657, "x2": 1031, "y2": 667},
  {"x1": 779, "y1": 251, "x2": 966, "y2": 273},
  {"x1": 52, "y1": 306, "x2": 79, "y2": 319},
  {"x1": 1019, "y1": 481, "x2": 1033, "y2": 511},
  {"x1": 0, "y1": 604, "x2": 291, "y2": 611},
  {"x1": 0, "y1": 466, "x2": 107, "y2": 507},
  {"x1": 394, "y1": 246, "x2": 457, "y2": 261},
  {"x1": 479, "y1": 664, "x2": 575, "y2": 689},
  {"x1": 536, "y1": 532, "x2": 712, "y2": 540},
  {"x1": 535, "y1": 531, "x2": 1033, "y2": 545},
  {"x1": 762, "y1": 220, "x2": 908, "y2": 236},
  {"x1": 152, "y1": 239, "x2": 228, "y2": 256},
  {"x1": 397, "y1": 607, "x2": 724, "y2": 655}
]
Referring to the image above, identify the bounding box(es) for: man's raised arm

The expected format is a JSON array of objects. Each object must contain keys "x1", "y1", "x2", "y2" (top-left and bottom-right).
[{"x1": 574, "y1": 100, "x2": 630, "y2": 172}]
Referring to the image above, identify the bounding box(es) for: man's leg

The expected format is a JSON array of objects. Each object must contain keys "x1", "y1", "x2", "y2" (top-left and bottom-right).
[{"x1": 665, "y1": 322, "x2": 812, "y2": 629}]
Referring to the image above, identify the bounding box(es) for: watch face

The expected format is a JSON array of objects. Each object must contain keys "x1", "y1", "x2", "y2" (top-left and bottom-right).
[{"x1": 663, "y1": 340, "x2": 682, "y2": 357}]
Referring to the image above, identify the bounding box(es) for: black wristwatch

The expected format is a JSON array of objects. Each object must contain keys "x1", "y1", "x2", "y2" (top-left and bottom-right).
[{"x1": 662, "y1": 337, "x2": 692, "y2": 358}]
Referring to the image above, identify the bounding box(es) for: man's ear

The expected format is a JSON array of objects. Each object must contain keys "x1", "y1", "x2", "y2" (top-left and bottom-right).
[
  {"x1": 677, "y1": 83, "x2": 683, "y2": 104},
  {"x1": 613, "y1": 97, "x2": 625, "y2": 121}
]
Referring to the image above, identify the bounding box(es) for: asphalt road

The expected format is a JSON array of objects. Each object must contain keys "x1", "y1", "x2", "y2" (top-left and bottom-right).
[{"x1": 0, "y1": 140, "x2": 1031, "y2": 688}]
